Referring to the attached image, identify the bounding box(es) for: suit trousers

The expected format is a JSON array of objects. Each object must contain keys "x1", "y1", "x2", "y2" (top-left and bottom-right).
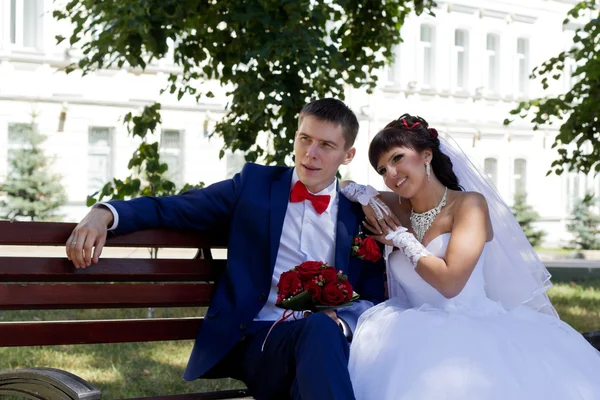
[{"x1": 223, "y1": 313, "x2": 356, "y2": 400}]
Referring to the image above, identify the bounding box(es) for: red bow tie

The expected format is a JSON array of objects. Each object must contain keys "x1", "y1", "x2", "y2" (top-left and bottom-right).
[{"x1": 290, "y1": 181, "x2": 331, "y2": 214}]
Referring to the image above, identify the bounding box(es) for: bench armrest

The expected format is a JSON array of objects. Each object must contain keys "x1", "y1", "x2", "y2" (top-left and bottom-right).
[{"x1": 0, "y1": 367, "x2": 101, "y2": 399}]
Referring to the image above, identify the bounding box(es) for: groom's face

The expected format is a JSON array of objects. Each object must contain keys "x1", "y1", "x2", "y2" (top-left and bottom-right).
[{"x1": 294, "y1": 115, "x2": 356, "y2": 193}]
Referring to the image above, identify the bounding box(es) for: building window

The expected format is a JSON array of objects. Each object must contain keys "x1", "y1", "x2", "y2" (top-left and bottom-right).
[
  {"x1": 484, "y1": 158, "x2": 498, "y2": 187},
  {"x1": 88, "y1": 127, "x2": 114, "y2": 195},
  {"x1": 453, "y1": 29, "x2": 469, "y2": 91},
  {"x1": 514, "y1": 158, "x2": 527, "y2": 195},
  {"x1": 6, "y1": 0, "x2": 43, "y2": 50},
  {"x1": 419, "y1": 24, "x2": 436, "y2": 87},
  {"x1": 386, "y1": 45, "x2": 400, "y2": 84},
  {"x1": 486, "y1": 34, "x2": 500, "y2": 93},
  {"x1": 225, "y1": 151, "x2": 246, "y2": 179},
  {"x1": 566, "y1": 173, "x2": 583, "y2": 213},
  {"x1": 203, "y1": 120, "x2": 210, "y2": 138},
  {"x1": 517, "y1": 38, "x2": 530, "y2": 95},
  {"x1": 161, "y1": 129, "x2": 184, "y2": 186}
]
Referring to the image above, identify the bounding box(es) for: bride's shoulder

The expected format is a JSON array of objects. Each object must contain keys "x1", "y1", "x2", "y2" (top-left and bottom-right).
[
  {"x1": 451, "y1": 191, "x2": 489, "y2": 213},
  {"x1": 450, "y1": 191, "x2": 493, "y2": 240}
]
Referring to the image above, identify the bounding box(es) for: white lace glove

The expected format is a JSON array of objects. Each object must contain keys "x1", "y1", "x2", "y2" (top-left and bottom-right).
[
  {"x1": 341, "y1": 182, "x2": 391, "y2": 220},
  {"x1": 385, "y1": 227, "x2": 431, "y2": 268}
]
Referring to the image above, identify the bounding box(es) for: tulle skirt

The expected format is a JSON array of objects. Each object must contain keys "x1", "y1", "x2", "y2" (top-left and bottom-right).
[{"x1": 349, "y1": 298, "x2": 600, "y2": 400}]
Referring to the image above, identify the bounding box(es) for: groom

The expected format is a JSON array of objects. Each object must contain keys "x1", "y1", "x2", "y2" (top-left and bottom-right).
[{"x1": 65, "y1": 98, "x2": 385, "y2": 399}]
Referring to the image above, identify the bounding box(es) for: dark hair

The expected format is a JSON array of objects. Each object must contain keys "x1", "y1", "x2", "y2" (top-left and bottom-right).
[
  {"x1": 368, "y1": 114, "x2": 462, "y2": 191},
  {"x1": 299, "y1": 98, "x2": 359, "y2": 149}
]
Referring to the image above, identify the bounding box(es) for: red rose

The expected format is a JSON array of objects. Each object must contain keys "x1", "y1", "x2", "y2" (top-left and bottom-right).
[
  {"x1": 295, "y1": 261, "x2": 325, "y2": 282},
  {"x1": 357, "y1": 236, "x2": 382, "y2": 262},
  {"x1": 320, "y1": 266, "x2": 339, "y2": 283},
  {"x1": 305, "y1": 280, "x2": 322, "y2": 301},
  {"x1": 339, "y1": 281, "x2": 354, "y2": 302},
  {"x1": 321, "y1": 282, "x2": 347, "y2": 306},
  {"x1": 277, "y1": 270, "x2": 303, "y2": 298}
]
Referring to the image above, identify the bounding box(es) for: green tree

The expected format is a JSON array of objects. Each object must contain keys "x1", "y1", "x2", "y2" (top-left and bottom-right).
[
  {"x1": 510, "y1": 192, "x2": 545, "y2": 248},
  {"x1": 86, "y1": 104, "x2": 204, "y2": 209},
  {"x1": 567, "y1": 193, "x2": 600, "y2": 250},
  {"x1": 0, "y1": 119, "x2": 67, "y2": 221},
  {"x1": 85, "y1": 106, "x2": 204, "y2": 319},
  {"x1": 504, "y1": 1, "x2": 599, "y2": 176},
  {"x1": 54, "y1": 0, "x2": 435, "y2": 166}
]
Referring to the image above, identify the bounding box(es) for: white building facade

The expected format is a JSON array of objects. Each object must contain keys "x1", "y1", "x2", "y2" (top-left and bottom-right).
[
  {"x1": 0, "y1": 0, "x2": 593, "y2": 246},
  {"x1": 343, "y1": 0, "x2": 594, "y2": 247}
]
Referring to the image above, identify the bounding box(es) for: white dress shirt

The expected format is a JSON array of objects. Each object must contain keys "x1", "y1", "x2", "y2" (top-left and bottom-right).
[{"x1": 255, "y1": 169, "x2": 338, "y2": 321}]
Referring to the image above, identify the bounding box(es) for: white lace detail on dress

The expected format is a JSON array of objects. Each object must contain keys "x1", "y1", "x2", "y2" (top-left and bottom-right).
[{"x1": 385, "y1": 227, "x2": 431, "y2": 268}]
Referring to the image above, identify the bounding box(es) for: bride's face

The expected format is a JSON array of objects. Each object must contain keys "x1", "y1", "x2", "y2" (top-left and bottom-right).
[{"x1": 375, "y1": 146, "x2": 430, "y2": 198}]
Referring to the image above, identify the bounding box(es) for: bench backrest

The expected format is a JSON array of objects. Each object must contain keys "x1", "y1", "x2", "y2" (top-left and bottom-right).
[{"x1": 0, "y1": 220, "x2": 226, "y2": 347}]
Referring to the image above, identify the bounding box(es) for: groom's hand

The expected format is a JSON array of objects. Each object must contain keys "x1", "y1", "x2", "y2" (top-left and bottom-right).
[
  {"x1": 303, "y1": 310, "x2": 339, "y2": 324},
  {"x1": 305, "y1": 310, "x2": 348, "y2": 338},
  {"x1": 66, "y1": 207, "x2": 113, "y2": 268},
  {"x1": 322, "y1": 309, "x2": 339, "y2": 324}
]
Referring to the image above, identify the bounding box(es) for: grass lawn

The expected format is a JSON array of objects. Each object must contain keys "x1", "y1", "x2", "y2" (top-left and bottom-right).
[
  {"x1": 535, "y1": 247, "x2": 577, "y2": 255},
  {"x1": 1, "y1": 280, "x2": 599, "y2": 399},
  {"x1": 0, "y1": 308, "x2": 245, "y2": 399},
  {"x1": 548, "y1": 279, "x2": 600, "y2": 333}
]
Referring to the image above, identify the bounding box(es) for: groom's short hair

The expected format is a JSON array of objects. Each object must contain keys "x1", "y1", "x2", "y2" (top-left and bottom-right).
[{"x1": 299, "y1": 98, "x2": 359, "y2": 149}]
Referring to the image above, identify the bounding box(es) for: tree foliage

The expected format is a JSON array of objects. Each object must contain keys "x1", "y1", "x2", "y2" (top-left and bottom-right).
[
  {"x1": 505, "y1": 1, "x2": 599, "y2": 176},
  {"x1": 54, "y1": 0, "x2": 435, "y2": 165},
  {"x1": 567, "y1": 193, "x2": 600, "y2": 250},
  {"x1": 86, "y1": 103, "x2": 204, "y2": 207},
  {"x1": 85, "y1": 104, "x2": 204, "y2": 319},
  {"x1": 510, "y1": 192, "x2": 545, "y2": 248},
  {"x1": 0, "y1": 119, "x2": 67, "y2": 221}
]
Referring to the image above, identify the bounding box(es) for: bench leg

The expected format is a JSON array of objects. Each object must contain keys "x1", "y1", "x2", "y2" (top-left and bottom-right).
[{"x1": 0, "y1": 367, "x2": 101, "y2": 399}]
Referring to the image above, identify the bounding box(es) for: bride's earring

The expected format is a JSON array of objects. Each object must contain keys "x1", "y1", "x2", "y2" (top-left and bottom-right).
[
  {"x1": 398, "y1": 196, "x2": 402, "y2": 205},
  {"x1": 426, "y1": 162, "x2": 431, "y2": 182}
]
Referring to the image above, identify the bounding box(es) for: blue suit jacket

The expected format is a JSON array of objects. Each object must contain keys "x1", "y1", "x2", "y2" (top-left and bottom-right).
[{"x1": 109, "y1": 163, "x2": 385, "y2": 380}]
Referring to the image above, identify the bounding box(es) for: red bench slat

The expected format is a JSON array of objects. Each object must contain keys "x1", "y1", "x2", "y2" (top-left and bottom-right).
[
  {"x1": 0, "y1": 318, "x2": 203, "y2": 346},
  {"x1": 128, "y1": 390, "x2": 251, "y2": 400},
  {"x1": 0, "y1": 257, "x2": 226, "y2": 282},
  {"x1": 0, "y1": 283, "x2": 214, "y2": 310},
  {"x1": 0, "y1": 221, "x2": 227, "y2": 248}
]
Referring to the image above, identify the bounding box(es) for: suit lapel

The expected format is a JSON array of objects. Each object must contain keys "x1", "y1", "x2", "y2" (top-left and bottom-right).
[
  {"x1": 269, "y1": 168, "x2": 293, "y2": 273},
  {"x1": 335, "y1": 189, "x2": 357, "y2": 275}
]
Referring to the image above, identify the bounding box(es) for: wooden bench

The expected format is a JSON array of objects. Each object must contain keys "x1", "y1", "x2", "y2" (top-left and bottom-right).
[
  {"x1": 0, "y1": 221, "x2": 251, "y2": 400},
  {"x1": 1, "y1": 221, "x2": 599, "y2": 399}
]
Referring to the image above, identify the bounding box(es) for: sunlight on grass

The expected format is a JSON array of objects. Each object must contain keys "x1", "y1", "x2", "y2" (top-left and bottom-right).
[
  {"x1": 548, "y1": 279, "x2": 600, "y2": 333},
  {"x1": 0, "y1": 341, "x2": 244, "y2": 398},
  {"x1": 148, "y1": 341, "x2": 192, "y2": 368},
  {"x1": 0, "y1": 307, "x2": 244, "y2": 398}
]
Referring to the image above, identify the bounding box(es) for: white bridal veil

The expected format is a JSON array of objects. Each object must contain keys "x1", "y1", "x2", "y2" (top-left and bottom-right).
[{"x1": 387, "y1": 133, "x2": 558, "y2": 317}]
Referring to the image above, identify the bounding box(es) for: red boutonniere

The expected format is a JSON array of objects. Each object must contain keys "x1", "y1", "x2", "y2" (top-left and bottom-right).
[{"x1": 351, "y1": 232, "x2": 382, "y2": 263}]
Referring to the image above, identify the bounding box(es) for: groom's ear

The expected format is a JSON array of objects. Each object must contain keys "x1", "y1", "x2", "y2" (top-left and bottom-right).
[{"x1": 342, "y1": 147, "x2": 356, "y2": 165}]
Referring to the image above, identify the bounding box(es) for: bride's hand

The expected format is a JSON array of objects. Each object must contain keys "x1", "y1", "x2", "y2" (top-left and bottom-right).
[
  {"x1": 362, "y1": 217, "x2": 397, "y2": 246},
  {"x1": 340, "y1": 182, "x2": 401, "y2": 230},
  {"x1": 363, "y1": 196, "x2": 402, "y2": 236},
  {"x1": 362, "y1": 197, "x2": 401, "y2": 235}
]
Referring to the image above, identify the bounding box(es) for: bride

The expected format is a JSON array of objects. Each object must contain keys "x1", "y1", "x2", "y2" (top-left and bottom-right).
[{"x1": 342, "y1": 114, "x2": 600, "y2": 399}]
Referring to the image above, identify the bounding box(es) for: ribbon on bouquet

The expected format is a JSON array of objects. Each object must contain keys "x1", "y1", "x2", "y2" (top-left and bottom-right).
[{"x1": 261, "y1": 309, "x2": 308, "y2": 352}]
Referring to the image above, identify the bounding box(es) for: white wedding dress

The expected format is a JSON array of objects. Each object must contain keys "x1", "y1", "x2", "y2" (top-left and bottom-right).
[{"x1": 349, "y1": 233, "x2": 600, "y2": 400}]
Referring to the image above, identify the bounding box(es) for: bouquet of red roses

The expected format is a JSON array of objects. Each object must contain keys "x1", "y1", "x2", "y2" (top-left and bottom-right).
[{"x1": 275, "y1": 261, "x2": 359, "y2": 312}]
